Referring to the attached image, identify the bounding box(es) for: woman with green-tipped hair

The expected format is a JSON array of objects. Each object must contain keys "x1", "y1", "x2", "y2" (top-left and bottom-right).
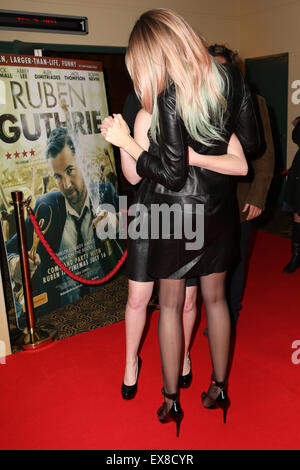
[{"x1": 101, "y1": 8, "x2": 260, "y2": 436}]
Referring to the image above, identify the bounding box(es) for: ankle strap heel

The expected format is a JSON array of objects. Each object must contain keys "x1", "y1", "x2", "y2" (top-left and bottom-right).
[
  {"x1": 201, "y1": 375, "x2": 230, "y2": 424},
  {"x1": 210, "y1": 374, "x2": 225, "y2": 388},
  {"x1": 158, "y1": 388, "x2": 183, "y2": 437},
  {"x1": 161, "y1": 388, "x2": 178, "y2": 401},
  {"x1": 211, "y1": 376, "x2": 226, "y2": 398}
]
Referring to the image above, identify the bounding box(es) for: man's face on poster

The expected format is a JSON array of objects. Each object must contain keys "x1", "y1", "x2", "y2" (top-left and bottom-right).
[{"x1": 48, "y1": 145, "x2": 87, "y2": 209}]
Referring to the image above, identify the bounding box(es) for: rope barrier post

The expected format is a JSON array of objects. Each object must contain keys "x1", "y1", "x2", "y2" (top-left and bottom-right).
[{"x1": 10, "y1": 191, "x2": 56, "y2": 350}]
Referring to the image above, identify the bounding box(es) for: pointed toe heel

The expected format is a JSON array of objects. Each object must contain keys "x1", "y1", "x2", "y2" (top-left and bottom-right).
[
  {"x1": 121, "y1": 357, "x2": 141, "y2": 400},
  {"x1": 179, "y1": 354, "x2": 192, "y2": 389},
  {"x1": 178, "y1": 369, "x2": 192, "y2": 388}
]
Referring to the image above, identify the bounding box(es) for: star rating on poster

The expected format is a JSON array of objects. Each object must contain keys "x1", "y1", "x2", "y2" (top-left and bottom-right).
[{"x1": 4, "y1": 148, "x2": 36, "y2": 160}]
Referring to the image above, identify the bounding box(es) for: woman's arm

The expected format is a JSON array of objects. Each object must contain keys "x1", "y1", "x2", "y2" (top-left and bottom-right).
[
  {"x1": 188, "y1": 133, "x2": 248, "y2": 176},
  {"x1": 101, "y1": 86, "x2": 188, "y2": 191},
  {"x1": 119, "y1": 109, "x2": 152, "y2": 185},
  {"x1": 101, "y1": 114, "x2": 145, "y2": 160}
]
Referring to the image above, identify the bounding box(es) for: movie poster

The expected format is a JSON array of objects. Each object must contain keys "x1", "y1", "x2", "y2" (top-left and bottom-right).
[{"x1": 0, "y1": 53, "x2": 124, "y2": 331}]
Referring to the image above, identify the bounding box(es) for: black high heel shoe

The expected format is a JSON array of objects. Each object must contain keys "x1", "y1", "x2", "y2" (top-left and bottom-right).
[
  {"x1": 157, "y1": 389, "x2": 183, "y2": 437},
  {"x1": 179, "y1": 354, "x2": 192, "y2": 388},
  {"x1": 201, "y1": 375, "x2": 230, "y2": 423},
  {"x1": 121, "y1": 356, "x2": 141, "y2": 400}
]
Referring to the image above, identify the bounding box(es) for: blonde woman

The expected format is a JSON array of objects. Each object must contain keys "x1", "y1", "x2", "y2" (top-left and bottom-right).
[{"x1": 101, "y1": 9, "x2": 260, "y2": 436}]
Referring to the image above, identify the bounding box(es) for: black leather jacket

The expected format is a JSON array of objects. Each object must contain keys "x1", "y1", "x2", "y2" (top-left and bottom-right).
[{"x1": 136, "y1": 63, "x2": 261, "y2": 194}]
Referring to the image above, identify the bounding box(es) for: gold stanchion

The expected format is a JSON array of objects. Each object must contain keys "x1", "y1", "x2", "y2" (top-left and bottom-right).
[{"x1": 11, "y1": 191, "x2": 56, "y2": 350}]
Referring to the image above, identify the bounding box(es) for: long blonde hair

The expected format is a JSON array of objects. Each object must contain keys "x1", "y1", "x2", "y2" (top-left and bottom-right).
[{"x1": 125, "y1": 8, "x2": 228, "y2": 146}]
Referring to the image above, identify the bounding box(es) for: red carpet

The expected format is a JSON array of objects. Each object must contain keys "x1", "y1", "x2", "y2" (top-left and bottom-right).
[{"x1": 0, "y1": 230, "x2": 300, "y2": 450}]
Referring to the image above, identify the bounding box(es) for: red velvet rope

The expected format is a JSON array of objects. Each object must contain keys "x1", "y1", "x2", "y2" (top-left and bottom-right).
[
  {"x1": 274, "y1": 169, "x2": 289, "y2": 177},
  {"x1": 27, "y1": 207, "x2": 127, "y2": 285}
]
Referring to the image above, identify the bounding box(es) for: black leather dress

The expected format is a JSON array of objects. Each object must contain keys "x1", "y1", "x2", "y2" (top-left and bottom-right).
[{"x1": 126, "y1": 64, "x2": 261, "y2": 281}]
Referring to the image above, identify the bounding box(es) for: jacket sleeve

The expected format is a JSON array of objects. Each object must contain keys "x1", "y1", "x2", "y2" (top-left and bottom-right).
[
  {"x1": 234, "y1": 75, "x2": 262, "y2": 159},
  {"x1": 135, "y1": 86, "x2": 188, "y2": 191},
  {"x1": 242, "y1": 95, "x2": 275, "y2": 210},
  {"x1": 292, "y1": 120, "x2": 300, "y2": 147}
]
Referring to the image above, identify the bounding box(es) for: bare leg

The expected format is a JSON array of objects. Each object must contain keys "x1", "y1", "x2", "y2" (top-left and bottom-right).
[
  {"x1": 182, "y1": 285, "x2": 198, "y2": 375},
  {"x1": 200, "y1": 271, "x2": 231, "y2": 405},
  {"x1": 124, "y1": 280, "x2": 154, "y2": 385},
  {"x1": 158, "y1": 278, "x2": 186, "y2": 410}
]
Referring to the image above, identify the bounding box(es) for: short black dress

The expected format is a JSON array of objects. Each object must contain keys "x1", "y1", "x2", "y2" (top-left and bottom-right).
[{"x1": 125, "y1": 64, "x2": 261, "y2": 282}]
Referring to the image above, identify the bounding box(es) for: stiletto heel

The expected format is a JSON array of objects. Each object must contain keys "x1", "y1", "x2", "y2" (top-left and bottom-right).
[
  {"x1": 201, "y1": 375, "x2": 230, "y2": 423},
  {"x1": 214, "y1": 386, "x2": 229, "y2": 423},
  {"x1": 157, "y1": 389, "x2": 183, "y2": 437},
  {"x1": 121, "y1": 356, "x2": 141, "y2": 400}
]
